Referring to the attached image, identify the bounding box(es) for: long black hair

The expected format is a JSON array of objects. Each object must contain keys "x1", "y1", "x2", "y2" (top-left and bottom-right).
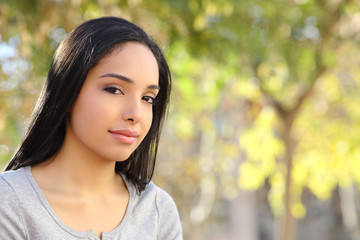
[{"x1": 5, "y1": 17, "x2": 171, "y2": 193}]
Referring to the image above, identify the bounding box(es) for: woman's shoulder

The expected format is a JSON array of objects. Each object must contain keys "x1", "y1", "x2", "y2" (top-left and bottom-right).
[
  {"x1": 145, "y1": 182, "x2": 183, "y2": 239},
  {"x1": 136, "y1": 181, "x2": 177, "y2": 207},
  {"x1": 142, "y1": 182, "x2": 180, "y2": 217},
  {"x1": 0, "y1": 168, "x2": 27, "y2": 211},
  {"x1": 0, "y1": 168, "x2": 29, "y2": 239},
  {"x1": 0, "y1": 167, "x2": 27, "y2": 189},
  {"x1": 149, "y1": 182, "x2": 177, "y2": 208},
  {"x1": 125, "y1": 178, "x2": 179, "y2": 214},
  {"x1": 0, "y1": 172, "x2": 15, "y2": 199},
  {"x1": 0, "y1": 167, "x2": 27, "y2": 195}
]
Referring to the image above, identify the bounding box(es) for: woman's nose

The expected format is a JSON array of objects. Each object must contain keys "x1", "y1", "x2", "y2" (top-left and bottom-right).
[{"x1": 122, "y1": 98, "x2": 142, "y2": 124}]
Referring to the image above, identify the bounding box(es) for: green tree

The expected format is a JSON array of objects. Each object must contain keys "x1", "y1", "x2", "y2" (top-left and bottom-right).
[{"x1": 1, "y1": 1, "x2": 360, "y2": 239}]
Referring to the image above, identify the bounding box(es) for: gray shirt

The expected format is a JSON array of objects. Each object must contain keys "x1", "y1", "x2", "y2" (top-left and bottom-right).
[{"x1": 0, "y1": 167, "x2": 182, "y2": 240}]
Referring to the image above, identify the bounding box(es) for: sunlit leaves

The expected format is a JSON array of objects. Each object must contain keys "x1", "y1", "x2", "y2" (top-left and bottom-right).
[
  {"x1": 238, "y1": 107, "x2": 284, "y2": 189},
  {"x1": 291, "y1": 202, "x2": 306, "y2": 218},
  {"x1": 231, "y1": 76, "x2": 262, "y2": 101},
  {"x1": 168, "y1": 41, "x2": 229, "y2": 139},
  {"x1": 293, "y1": 67, "x2": 360, "y2": 201},
  {"x1": 268, "y1": 171, "x2": 285, "y2": 215},
  {"x1": 1, "y1": 2, "x2": 360, "y2": 237},
  {"x1": 298, "y1": 49, "x2": 316, "y2": 76},
  {"x1": 237, "y1": 162, "x2": 268, "y2": 190},
  {"x1": 172, "y1": 114, "x2": 196, "y2": 140}
]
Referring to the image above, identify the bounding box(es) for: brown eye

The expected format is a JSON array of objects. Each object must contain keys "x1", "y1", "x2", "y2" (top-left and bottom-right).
[
  {"x1": 142, "y1": 96, "x2": 156, "y2": 105},
  {"x1": 104, "y1": 86, "x2": 123, "y2": 95}
]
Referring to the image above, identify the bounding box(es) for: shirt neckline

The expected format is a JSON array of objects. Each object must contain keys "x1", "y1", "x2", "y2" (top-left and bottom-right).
[{"x1": 23, "y1": 166, "x2": 134, "y2": 239}]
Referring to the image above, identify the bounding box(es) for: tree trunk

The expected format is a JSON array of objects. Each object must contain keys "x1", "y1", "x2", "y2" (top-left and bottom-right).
[
  {"x1": 232, "y1": 190, "x2": 258, "y2": 240},
  {"x1": 339, "y1": 185, "x2": 360, "y2": 240},
  {"x1": 190, "y1": 128, "x2": 216, "y2": 225},
  {"x1": 278, "y1": 111, "x2": 296, "y2": 240}
]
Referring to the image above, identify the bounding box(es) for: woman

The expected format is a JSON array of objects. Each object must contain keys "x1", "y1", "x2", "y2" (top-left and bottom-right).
[{"x1": 0, "y1": 17, "x2": 182, "y2": 239}]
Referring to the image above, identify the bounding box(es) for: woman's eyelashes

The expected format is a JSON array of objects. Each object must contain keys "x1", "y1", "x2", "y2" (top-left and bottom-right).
[
  {"x1": 104, "y1": 86, "x2": 157, "y2": 105},
  {"x1": 142, "y1": 96, "x2": 156, "y2": 105},
  {"x1": 104, "y1": 86, "x2": 123, "y2": 95}
]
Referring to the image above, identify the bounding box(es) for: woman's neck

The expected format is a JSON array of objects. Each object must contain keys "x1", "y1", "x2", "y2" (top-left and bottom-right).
[
  {"x1": 30, "y1": 135, "x2": 129, "y2": 239},
  {"x1": 32, "y1": 131, "x2": 124, "y2": 197}
]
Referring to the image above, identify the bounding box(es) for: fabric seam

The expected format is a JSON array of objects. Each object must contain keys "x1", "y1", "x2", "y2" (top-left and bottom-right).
[{"x1": 0, "y1": 174, "x2": 29, "y2": 239}]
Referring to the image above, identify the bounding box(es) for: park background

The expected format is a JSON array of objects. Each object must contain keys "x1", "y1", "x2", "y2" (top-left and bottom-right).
[{"x1": 0, "y1": 0, "x2": 360, "y2": 239}]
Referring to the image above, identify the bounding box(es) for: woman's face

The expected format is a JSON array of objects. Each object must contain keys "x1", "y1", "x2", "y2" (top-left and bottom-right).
[{"x1": 67, "y1": 42, "x2": 159, "y2": 162}]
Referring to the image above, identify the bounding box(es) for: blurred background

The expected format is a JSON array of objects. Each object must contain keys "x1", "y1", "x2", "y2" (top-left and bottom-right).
[{"x1": 1, "y1": 0, "x2": 360, "y2": 239}]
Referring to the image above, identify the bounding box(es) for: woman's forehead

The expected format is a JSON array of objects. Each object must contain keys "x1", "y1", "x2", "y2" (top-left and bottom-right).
[{"x1": 90, "y1": 42, "x2": 159, "y2": 86}]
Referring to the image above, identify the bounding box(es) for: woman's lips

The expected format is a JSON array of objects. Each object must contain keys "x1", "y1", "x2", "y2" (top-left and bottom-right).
[{"x1": 108, "y1": 129, "x2": 139, "y2": 144}]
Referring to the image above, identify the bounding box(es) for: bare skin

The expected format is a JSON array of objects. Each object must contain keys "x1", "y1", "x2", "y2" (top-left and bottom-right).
[
  {"x1": 31, "y1": 118, "x2": 130, "y2": 238},
  {"x1": 31, "y1": 42, "x2": 159, "y2": 239},
  {"x1": 31, "y1": 158, "x2": 129, "y2": 238}
]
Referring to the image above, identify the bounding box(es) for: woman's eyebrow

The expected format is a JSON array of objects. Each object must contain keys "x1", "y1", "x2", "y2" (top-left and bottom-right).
[
  {"x1": 100, "y1": 73, "x2": 160, "y2": 90},
  {"x1": 100, "y1": 73, "x2": 133, "y2": 83}
]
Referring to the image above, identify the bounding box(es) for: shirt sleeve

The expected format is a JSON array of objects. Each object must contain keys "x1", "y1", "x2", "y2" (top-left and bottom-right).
[
  {"x1": 0, "y1": 176, "x2": 27, "y2": 240},
  {"x1": 155, "y1": 187, "x2": 183, "y2": 240}
]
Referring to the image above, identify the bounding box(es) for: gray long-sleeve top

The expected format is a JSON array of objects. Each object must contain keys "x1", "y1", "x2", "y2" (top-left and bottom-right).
[{"x1": 0, "y1": 167, "x2": 182, "y2": 240}]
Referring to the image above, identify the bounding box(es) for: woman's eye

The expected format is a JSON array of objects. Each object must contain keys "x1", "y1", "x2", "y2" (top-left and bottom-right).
[
  {"x1": 104, "y1": 86, "x2": 123, "y2": 95},
  {"x1": 142, "y1": 96, "x2": 156, "y2": 105}
]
